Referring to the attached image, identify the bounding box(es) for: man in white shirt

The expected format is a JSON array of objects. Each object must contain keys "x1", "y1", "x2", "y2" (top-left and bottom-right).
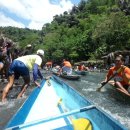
[{"x1": 2, "y1": 49, "x2": 44, "y2": 102}]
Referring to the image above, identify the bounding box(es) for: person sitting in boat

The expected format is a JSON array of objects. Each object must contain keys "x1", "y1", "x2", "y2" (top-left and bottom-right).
[
  {"x1": 101, "y1": 55, "x2": 130, "y2": 96},
  {"x1": 45, "y1": 61, "x2": 53, "y2": 71},
  {"x1": 76, "y1": 63, "x2": 89, "y2": 71},
  {"x1": 1, "y1": 49, "x2": 45, "y2": 102},
  {"x1": 52, "y1": 64, "x2": 61, "y2": 72},
  {"x1": 59, "y1": 59, "x2": 72, "y2": 75}
]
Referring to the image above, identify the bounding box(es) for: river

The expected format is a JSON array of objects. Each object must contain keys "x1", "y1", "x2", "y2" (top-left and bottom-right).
[{"x1": 0, "y1": 71, "x2": 130, "y2": 130}]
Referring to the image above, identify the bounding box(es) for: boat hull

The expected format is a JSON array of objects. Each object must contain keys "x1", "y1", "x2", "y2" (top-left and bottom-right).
[
  {"x1": 74, "y1": 70, "x2": 88, "y2": 75},
  {"x1": 52, "y1": 70, "x2": 80, "y2": 80},
  {"x1": 60, "y1": 74, "x2": 80, "y2": 80},
  {"x1": 5, "y1": 76, "x2": 127, "y2": 130}
]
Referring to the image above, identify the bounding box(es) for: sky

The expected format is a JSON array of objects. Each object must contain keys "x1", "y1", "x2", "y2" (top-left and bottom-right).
[{"x1": 0, "y1": 0, "x2": 81, "y2": 30}]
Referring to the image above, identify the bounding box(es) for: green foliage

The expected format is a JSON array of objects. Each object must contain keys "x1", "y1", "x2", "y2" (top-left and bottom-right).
[
  {"x1": 0, "y1": 26, "x2": 40, "y2": 50},
  {"x1": 0, "y1": 0, "x2": 130, "y2": 63},
  {"x1": 92, "y1": 12, "x2": 130, "y2": 53}
]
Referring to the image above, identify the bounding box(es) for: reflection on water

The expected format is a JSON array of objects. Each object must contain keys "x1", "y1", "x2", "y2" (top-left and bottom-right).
[{"x1": 0, "y1": 71, "x2": 130, "y2": 129}]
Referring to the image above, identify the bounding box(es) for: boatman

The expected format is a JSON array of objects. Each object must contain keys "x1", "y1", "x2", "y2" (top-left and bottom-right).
[
  {"x1": 101, "y1": 55, "x2": 130, "y2": 96},
  {"x1": 45, "y1": 61, "x2": 53, "y2": 71},
  {"x1": 2, "y1": 49, "x2": 45, "y2": 102},
  {"x1": 77, "y1": 63, "x2": 89, "y2": 71},
  {"x1": 59, "y1": 59, "x2": 72, "y2": 75}
]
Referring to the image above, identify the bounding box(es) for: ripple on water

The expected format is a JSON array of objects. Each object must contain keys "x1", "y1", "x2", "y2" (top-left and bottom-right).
[
  {"x1": 0, "y1": 91, "x2": 28, "y2": 129},
  {"x1": 64, "y1": 72, "x2": 130, "y2": 129},
  {"x1": 101, "y1": 107, "x2": 130, "y2": 129},
  {"x1": 1, "y1": 72, "x2": 130, "y2": 129}
]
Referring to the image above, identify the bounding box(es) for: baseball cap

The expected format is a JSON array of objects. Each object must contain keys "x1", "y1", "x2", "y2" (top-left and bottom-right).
[{"x1": 37, "y1": 49, "x2": 44, "y2": 56}]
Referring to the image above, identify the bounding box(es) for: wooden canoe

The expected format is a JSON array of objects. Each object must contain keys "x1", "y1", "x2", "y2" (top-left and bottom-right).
[
  {"x1": 74, "y1": 70, "x2": 88, "y2": 75},
  {"x1": 60, "y1": 74, "x2": 80, "y2": 80},
  {"x1": 52, "y1": 70, "x2": 80, "y2": 80},
  {"x1": 5, "y1": 76, "x2": 127, "y2": 130}
]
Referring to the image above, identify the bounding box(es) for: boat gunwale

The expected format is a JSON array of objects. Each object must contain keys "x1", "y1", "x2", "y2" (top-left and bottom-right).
[
  {"x1": 5, "y1": 80, "x2": 46, "y2": 128},
  {"x1": 52, "y1": 75, "x2": 128, "y2": 130},
  {"x1": 5, "y1": 76, "x2": 128, "y2": 130}
]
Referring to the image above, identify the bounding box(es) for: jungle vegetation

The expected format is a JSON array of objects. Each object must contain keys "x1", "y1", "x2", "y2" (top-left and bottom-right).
[{"x1": 0, "y1": 0, "x2": 130, "y2": 63}]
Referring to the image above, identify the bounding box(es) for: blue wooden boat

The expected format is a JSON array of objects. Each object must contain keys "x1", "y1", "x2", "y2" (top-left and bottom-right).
[{"x1": 5, "y1": 75, "x2": 127, "y2": 130}]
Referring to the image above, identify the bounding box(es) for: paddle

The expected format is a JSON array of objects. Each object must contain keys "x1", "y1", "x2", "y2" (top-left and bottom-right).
[
  {"x1": 57, "y1": 98, "x2": 92, "y2": 130},
  {"x1": 96, "y1": 72, "x2": 118, "y2": 92},
  {"x1": 72, "y1": 118, "x2": 92, "y2": 130},
  {"x1": 96, "y1": 66, "x2": 124, "y2": 92},
  {"x1": 5, "y1": 105, "x2": 95, "y2": 130}
]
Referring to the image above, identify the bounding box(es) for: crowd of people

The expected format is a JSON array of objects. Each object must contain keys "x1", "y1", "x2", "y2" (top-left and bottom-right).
[
  {"x1": 1, "y1": 36, "x2": 130, "y2": 102},
  {"x1": 50, "y1": 59, "x2": 72, "y2": 75},
  {"x1": 0, "y1": 38, "x2": 13, "y2": 80},
  {"x1": 74, "y1": 62, "x2": 89, "y2": 71},
  {"x1": 47, "y1": 55, "x2": 130, "y2": 96},
  {"x1": 0, "y1": 37, "x2": 46, "y2": 102}
]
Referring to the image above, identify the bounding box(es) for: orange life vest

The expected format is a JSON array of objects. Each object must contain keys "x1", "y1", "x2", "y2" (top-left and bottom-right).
[
  {"x1": 107, "y1": 66, "x2": 130, "y2": 85},
  {"x1": 63, "y1": 61, "x2": 72, "y2": 68},
  {"x1": 78, "y1": 65, "x2": 85, "y2": 71},
  {"x1": 46, "y1": 61, "x2": 52, "y2": 67}
]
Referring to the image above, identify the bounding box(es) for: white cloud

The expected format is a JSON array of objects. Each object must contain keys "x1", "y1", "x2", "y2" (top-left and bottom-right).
[
  {"x1": 28, "y1": 21, "x2": 45, "y2": 30},
  {"x1": 0, "y1": 0, "x2": 30, "y2": 19},
  {"x1": 0, "y1": 0, "x2": 74, "y2": 30},
  {"x1": 0, "y1": 12, "x2": 25, "y2": 28}
]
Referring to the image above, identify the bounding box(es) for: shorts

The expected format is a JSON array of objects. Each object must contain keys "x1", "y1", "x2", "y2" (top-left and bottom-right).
[
  {"x1": 62, "y1": 66, "x2": 72, "y2": 75},
  {"x1": 8, "y1": 60, "x2": 29, "y2": 79}
]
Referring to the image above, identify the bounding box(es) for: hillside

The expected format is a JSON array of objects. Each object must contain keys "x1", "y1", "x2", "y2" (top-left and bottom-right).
[{"x1": 0, "y1": 0, "x2": 130, "y2": 63}]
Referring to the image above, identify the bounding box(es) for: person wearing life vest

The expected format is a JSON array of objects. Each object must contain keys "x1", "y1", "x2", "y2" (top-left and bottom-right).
[
  {"x1": 45, "y1": 61, "x2": 53, "y2": 71},
  {"x1": 2, "y1": 49, "x2": 45, "y2": 102},
  {"x1": 60, "y1": 59, "x2": 72, "y2": 75},
  {"x1": 101, "y1": 55, "x2": 130, "y2": 95},
  {"x1": 77, "y1": 63, "x2": 89, "y2": 71}
]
